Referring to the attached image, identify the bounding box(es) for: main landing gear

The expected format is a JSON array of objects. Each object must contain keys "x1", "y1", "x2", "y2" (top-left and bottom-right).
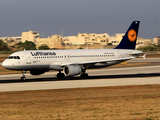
[
  {"x1": 80, "y1": 73, "x2": 88, "y2": 78},
  {"x1": 57, "y1": 71, "x2": 65, "y2": 78},
  {"x1": 80, "y1": 67, "x2": 89, "y2": 78},
  {"x1": 21, "y1": 70, "x2": 26, "y2": 80}
]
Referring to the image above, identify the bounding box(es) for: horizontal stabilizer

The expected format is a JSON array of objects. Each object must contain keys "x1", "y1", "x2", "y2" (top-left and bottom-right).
[{"x1": 129, "y1": 51, "x2": 144, "y2": 57}]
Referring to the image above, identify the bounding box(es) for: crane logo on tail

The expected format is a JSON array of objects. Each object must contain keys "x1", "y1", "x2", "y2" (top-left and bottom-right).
[{"x1": 128, "y1": 29, "x2": 137, "y2": 42}]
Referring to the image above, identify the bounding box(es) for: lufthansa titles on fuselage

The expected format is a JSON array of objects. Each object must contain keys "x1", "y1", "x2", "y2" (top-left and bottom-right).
[{"x1": 30, "y1": 52, "x2": 56, "y2": 56}]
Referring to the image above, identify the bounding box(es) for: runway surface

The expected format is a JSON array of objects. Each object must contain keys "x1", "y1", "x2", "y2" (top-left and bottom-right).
[
  {"x1": 128, "y1": 58, "x2": 160, "y2": 62},
  {"x1": 0, "y1": 63, "x2": 160, "y2": 92}
]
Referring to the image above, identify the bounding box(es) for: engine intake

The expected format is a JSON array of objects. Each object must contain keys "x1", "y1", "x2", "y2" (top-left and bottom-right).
[{"x1": 63, "y1": 65, "x2": 82, "y2": 76}]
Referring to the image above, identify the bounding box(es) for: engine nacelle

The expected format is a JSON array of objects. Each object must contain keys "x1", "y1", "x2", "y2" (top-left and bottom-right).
[
  {"x1": 30, "y1": 70, "x2": 46, "y2": 75},
  {"x1": 63, "y1": 65, "x2": 82, "y2": 76}
]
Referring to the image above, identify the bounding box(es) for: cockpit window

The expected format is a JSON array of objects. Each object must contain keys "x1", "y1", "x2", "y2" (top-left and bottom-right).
[
  {"x1": 8, "y1": 56, "x2": 20, "y2": 59},
  {"x1": 8, "y1": 56, "x2": 13, "y2": 59}
]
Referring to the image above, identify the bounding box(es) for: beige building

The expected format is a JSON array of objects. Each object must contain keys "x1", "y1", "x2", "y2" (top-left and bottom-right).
[
  {"x1": 36, "y1": 35, "x2": 63, "y2": 49},
  {"x1": 62, "y1": 33, "x2": 110, "y2": 46},
  {"x1": 35, "y1": 32, "x2": 153, "y2": 49},
  {"x1": 21, "y1": 31, "x2": 40, "y2": 43},
  {"x1": 153, "y1": 37, "x2": 160, "y2": 45},
  {"x1": 95, "y1": 33, "x2": 110, "y2": 45},
  {"x1": 108, "y1": 33, "x2": 125, "y2": 45},
  {"x1": 1, "y1": 29, "x2": 157, "y2": 50},
  {"x1": 62, "y1": 35, "x2": 85, "y2": 45},
  {"x1": 136, "y1": 38, "x2": 152, "y2": 49},
  {"x1": 0, "y1": 36, "x2": 21, "y2": 46}
]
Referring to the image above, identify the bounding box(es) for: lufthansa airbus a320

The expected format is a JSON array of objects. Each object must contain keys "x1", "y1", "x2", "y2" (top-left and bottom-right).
[{"x1": 2, "y1": 21, "x2": 143, "y2": 80}]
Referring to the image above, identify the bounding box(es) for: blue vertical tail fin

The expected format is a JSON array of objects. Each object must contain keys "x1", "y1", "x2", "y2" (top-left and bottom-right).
[{"x1": 114, "y1": 21, "x2": 140, "y2": 49}]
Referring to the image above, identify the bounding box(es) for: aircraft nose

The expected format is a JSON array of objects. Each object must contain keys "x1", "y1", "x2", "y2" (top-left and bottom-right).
[
  {"x1": 2, "y1": 60, "x2": 8, "y2": 68},
  {"x1": 2, "y1": 60, "x2": 12, "y2": 69},
  {"x1": 2, "y1": 60, "x2": 20, "y2": 70}
]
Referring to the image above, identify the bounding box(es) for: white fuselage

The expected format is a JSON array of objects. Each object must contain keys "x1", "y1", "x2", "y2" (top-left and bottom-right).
[{"x1": 2, "y1": 49, "x2": 141, "y2": 71}]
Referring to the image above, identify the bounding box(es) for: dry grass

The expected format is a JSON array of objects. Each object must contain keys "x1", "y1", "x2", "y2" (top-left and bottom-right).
[
  {"x1": 0, "y1": 57, "x2": 6, "y2": 63},
  {"x1": 0, "y1": 66, "x2": 21, "y2": 74},
  {"x1": 0, "y1": 85, "x2": 160, "y2": 120}
]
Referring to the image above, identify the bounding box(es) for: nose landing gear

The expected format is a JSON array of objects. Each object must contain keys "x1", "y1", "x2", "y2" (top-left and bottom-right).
[{"x1": 21, "y1": 70, "x2": 26, "y2": 80}]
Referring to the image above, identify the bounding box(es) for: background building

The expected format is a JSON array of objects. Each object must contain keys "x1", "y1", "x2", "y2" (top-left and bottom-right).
[
  {"x1": 62, "y1": 33, "x2": 110, "y2": 46},
  {"x1": 153, "y1": 37, "x2": 160, "y2": 45},
  {"x1": 108, "y1": 33, "x2": 125, "y2": 45},
  {"x1": 0, "y1": 36, "x2": 21, "y2": 46},
  {"x1": 136, "y1": 38, "x2": 152, "y2": 49},
  {"x1": 21, "y1": 31, "x2": 40, "y2": 43},
  {"x1": 0, "y1": 30, "x2": 159, "y2": 49},
  {"x1": 36, "y1": 35, "x2": 63, "y2": 49}
]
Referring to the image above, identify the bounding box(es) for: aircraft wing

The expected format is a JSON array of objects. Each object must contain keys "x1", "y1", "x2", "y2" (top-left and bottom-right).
[{"x1": 60, "y1": 57, "x2": 135, "y2": 66}]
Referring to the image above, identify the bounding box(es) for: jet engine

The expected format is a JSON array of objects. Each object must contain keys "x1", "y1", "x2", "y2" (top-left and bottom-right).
[
  {"x1": 63, "y1": 65, "x2": 82, "y2": 76},
  {"x1": 30, "y1": 70, "x2": 46, "y2": 75}
]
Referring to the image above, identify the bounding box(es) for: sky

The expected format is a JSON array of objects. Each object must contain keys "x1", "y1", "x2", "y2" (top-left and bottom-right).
[{"x1": 0, "y1": 0, "x2": 160, "y2": 39}]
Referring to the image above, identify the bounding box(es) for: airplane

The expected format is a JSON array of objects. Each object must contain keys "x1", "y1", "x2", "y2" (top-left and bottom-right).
[{"x1": 2, "y1": 21, "x2": 143, "y2": 80}]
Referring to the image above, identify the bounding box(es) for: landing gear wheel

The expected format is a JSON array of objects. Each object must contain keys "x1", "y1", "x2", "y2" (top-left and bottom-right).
[
  {"x1": 57, "y1": 73, "x2": 65, "y2": 78},
  {"x1": 80, "y1": 73, "x2": 88, "y2": 78},
  {"x1": 21, "y1": 77, "x2": 26, "y2": 81},
  {"x1": 21, "y1": 70, "x2": 26, "y2": 80}
]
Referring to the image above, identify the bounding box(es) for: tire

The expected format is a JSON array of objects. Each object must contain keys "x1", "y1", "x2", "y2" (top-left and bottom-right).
[
  {"x1": 21, "y1": 77, "x2": 26, "y2": 81},
  {"x1": 57, "y1": 73, "x2": 65, "y2": 78},
  {"x1": 80, "y1": 73, "x2": 88, "y2": 78}
]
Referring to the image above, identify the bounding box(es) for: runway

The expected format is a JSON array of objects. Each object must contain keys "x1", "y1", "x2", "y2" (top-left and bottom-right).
[
  {"x1": 128, "y1": 58, "x2": 160, "y2": 62},
  {"x1": 0, "y1": 63, "x2": 160, "y2": 92}
]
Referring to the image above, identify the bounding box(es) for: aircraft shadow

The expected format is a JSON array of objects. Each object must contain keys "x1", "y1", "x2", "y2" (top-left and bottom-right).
[{"x1": 0, "y1": 72, "x2": 160, "y2": 84}]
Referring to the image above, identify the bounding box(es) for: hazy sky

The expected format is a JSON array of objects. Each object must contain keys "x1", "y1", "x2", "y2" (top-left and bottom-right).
[{"x1": 0, "y1": 0, "x2": 160, "y2": 39}]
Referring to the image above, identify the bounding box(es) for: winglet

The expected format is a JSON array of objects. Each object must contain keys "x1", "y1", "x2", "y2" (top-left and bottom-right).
[{"x1": 114, "y1": 21, "x2": 140, "y2": 50}]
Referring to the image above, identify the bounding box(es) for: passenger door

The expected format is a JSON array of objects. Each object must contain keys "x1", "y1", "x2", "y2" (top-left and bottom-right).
[{"x1": 25, "y1": 52, "x2": 31, "y2": 64}]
